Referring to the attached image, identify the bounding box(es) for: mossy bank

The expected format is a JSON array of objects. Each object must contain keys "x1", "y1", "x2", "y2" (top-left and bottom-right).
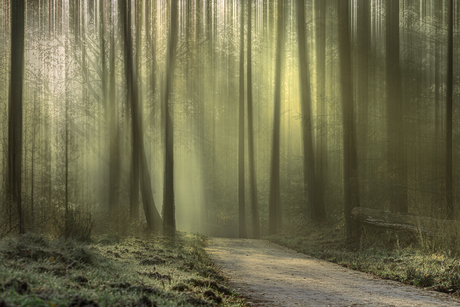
[{"x1": 0, "y1": 232, "x2": 247, "y2": 306}]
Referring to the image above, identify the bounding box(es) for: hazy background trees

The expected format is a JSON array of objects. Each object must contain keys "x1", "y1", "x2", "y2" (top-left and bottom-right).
[{"x1": 0, "y1": 0, "x2": 459, "y2": 239}]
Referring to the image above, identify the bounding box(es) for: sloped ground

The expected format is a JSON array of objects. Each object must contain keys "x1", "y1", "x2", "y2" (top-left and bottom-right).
[
  {"x1": 207, "y1": 238, "x2": 460, "y2": 307},
  {"x1": 0, "y1": 233, "x2": 246, "y2": 306}
]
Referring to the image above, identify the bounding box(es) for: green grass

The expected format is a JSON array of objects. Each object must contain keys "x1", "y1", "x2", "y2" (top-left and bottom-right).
[
  {"x1": 0, "y1": 232, "x2": 247, "y2": 306},
  {"x1": 267, "y1": 221, "x2": 460, "y2": 296}
]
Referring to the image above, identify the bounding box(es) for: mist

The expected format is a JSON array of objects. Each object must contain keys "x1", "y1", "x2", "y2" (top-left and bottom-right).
[{"x1": 1, "y1": 0, "x2": 458, "y2": 241}]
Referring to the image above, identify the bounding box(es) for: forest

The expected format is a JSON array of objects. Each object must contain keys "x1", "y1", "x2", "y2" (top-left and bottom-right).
[
  {"x1": 0, "y1": 0, "x2": 459, "y2": 305},
  {"x1": 2, "y1": 0, "x2": 457, "y2": 239}
]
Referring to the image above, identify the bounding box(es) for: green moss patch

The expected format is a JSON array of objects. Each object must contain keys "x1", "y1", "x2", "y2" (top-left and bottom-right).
[{"x1": 0, "y1": 232, "x2": 246, "y2": 306}]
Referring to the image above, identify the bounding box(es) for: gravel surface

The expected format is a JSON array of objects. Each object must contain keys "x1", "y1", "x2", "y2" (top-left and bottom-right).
[{"x1": 206, "y1": 237, "x2": 460, "y2": 307}]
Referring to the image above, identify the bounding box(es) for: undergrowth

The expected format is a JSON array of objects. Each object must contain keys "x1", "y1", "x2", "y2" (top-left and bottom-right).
[
  {"x1": 0, "y1": 232, "x2": 247, "y2": 306},
  {"x1": 268, "y1": 221, "x2": 460, "y2": 296}
]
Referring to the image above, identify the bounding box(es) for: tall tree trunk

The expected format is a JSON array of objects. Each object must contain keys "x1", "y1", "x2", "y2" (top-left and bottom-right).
[
  {"x1": 163, "y1": 0, "x2": 179, "y2": 234},
  {"x1": 31, "y1": 92, "x2": 37, "y2": 227},
  {"x1": 314, "y1": 0, "x2": 327, "y2": 222},
  {"x1": 386, "y1": 0, "x2": 407, "y2": 214},
  {"x1": 446, "y1": 0, "x2": 454, "y2": 218},
  {"x1": 247, "y1": 0, "x2": 260, "y2": 239},
  {"x1": 108, "y1": 0, "x2": 121, "y2": 218},
  {"x1": 64, "y1": 6, "x2": 71, "y2": 238},
  {"x1": 268, "y1": 0, "x2": 285, "y2": 235},
  {"x1": 65, "y1": 94, "x2": 69, "y2": 238},
  {"x1": 338, "y1": 0, "x2": 360, "y2": 241},
  {"x1": 137, "y1": 0, "x2": 162, "y2": 231},
  {"x1": 8, "y1": 0, "x2": 25, "y2": 234},
  {"x1": 119, "y1": 0, "x2": 140, "y2": 223},
  {"x1": 120, "y1": 0, "x2": 162, "y2": 231},
  {"x1": 297, "y1": 0, "x2": 324, "y2": 222},
  {"x1": 358, "y1": 0, "x2": 370, "y2": 206},
  {"x1": 238, "y1": 0, "x2": 247, "y2": 239}
]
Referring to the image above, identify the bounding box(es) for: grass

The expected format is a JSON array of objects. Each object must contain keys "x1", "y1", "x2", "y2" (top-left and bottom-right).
[
  {"x1": 0, "y1": 232, "x2": 247, "y2": 306},
  {"x1": 267, "y1": 221, "x2": 460, "y2": 296}
]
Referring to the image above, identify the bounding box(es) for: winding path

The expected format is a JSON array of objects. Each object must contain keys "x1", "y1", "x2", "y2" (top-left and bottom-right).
[{"x1": 206, "y1": 238, "x2": 460, "y2": 307}]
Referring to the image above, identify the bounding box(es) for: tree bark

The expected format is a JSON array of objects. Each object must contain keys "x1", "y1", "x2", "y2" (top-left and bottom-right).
[
  {"x1": 297, "y1": 0, "x2": 325, "y2": 222},
  {"x1": 338, "y1": 0, "x2": 360, "y2": 240},
  {"x1": 446, "y1": 0, "x2": 453, "y2": 218},
  {"x1": 386, "y1": 0, "x2": 407, "y2": 214},
  {"x1": 247, "y1": 0, "x2": 260, "y2": 239},
  {"x1": 163, "y1": 0, "x2": 179, "y2": 235},
  {"x1": 314, "y1": 0, "x2": 327, "y2": 225},
  {"x1": 8, "y1": 0, "x2": 25, "y2": 234},
  {"x1": 268, "y1": 0, "x2": 285, "y2": 235},
  {"x1": 358, "y1": 0, "x2": 370, "y2": 206},
  {"x1": 108, "y1": 0, "x2": 121, "y2": 217},
  {"x1": 120, "y1": 0, "x2": 162, "y2": 230},
  {"x1": 238, "y1": 0, "x2": 247, "y2": 239}
]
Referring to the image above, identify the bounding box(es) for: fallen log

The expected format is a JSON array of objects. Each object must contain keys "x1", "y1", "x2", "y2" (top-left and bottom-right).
[{"x1": 351, "y1": 207, "x2": 459, "y2": 235}]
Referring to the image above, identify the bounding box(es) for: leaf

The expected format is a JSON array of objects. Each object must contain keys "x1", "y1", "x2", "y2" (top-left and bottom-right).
[{"x1": 49, "y1": 257, "x2": 55, "y2": 262}]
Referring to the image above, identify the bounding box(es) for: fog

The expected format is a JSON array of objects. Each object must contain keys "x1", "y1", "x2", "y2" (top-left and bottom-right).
[{"x1": 1, "y1": 0, "x2": 458, "y2": 240}]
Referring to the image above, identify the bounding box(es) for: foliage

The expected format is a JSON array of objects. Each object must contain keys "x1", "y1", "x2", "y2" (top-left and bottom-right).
[{"x1": 52, "y1": 208, "x2": 95, "y2": 242}]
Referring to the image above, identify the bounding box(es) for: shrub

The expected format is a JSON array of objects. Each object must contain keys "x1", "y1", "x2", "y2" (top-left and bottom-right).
[{"x1": 53, "y1": 208, "x2": 95, "y2": 241}]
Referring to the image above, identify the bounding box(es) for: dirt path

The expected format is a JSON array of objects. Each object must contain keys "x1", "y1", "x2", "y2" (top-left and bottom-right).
[{"x1": 206, "y1": 238, "x2": 460, "y2": 307}]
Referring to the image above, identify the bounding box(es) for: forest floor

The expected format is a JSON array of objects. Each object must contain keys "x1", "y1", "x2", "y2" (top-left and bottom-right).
[
  {"x1": 0, "y1": 232, "x2": 247, "y2": 306},
  {"x1": 207, "y1": 233, "x2": 460, "y2": 306}
]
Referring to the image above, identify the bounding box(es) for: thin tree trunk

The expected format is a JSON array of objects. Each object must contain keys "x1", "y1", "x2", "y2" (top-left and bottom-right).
[
  {"x1": 386, "y1": 0, "x2": 407, "y2": 214},
  {"x1": 238, "y1": 0, "x2": 247, "y2": 239},
  {"x1": 108, "y1": 0, "x2": 121, "y2": 218},
  {"x1": 297, "y1": 0, "x2": 324, "y2": 222},
  {"x1": 163, "y1": 0, "x2": 179, "y2": 234},
  {"x1": 65, "y1": 97, "x2": 69, "y2": 238},
  {"x1": 31, "y1": 92, "x2": 37, "y2": 226},
  {"x1": 8, "y1": 0, "x2": 25, "y2": 234},
  {"x1": 247, "y1": 0, "x2": 260, "y2": 239},
  {"x1": 446, "y1": 0, "x2": 453, "y2": 218},
  {"x1": 358, "y1": 0, "x2": 370, "y2": 206},
  {"x1": 65, "y1": 11, "x2": 70, "y2": 238},
  {"x1": 315, "y1": 0, "x2": 327, "y2": 222},
  {"x1": 120, "y1": 0, "x2": 141, "y2": 223},
  {"x1": 268, "y1": 0, "x2": 285, "y2": 235},
  {"x1": 120, "y1": 0, "x2": 161, "y2": 230},
  {"x1": 338, "y1": 0, "x2": 360, "y2": 241}
]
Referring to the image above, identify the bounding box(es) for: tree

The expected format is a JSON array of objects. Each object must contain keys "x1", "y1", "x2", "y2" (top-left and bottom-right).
[
  {"x1": 64, "y1": 11, "x2": 70, "y2": 237},
  {"x1": 386, "y1": 0, "x2": 407, "y2": 214},
  {"x1": 119, "y1": 0, "x2": 162, "y2": 231},
  {"x1": 268, "y1": 0, "x2": 285, "y2": 235},
  {"x1": 357, "y1": 0, "x2": 370, "y2": 204},
  {"x1": 107, "y1": 0, "x2": 121, "y2": 216},
  {"x1": 297, "y1": 0, "x2": 325, "y2": 222},
  {"x1": 120, "y1": 0, "x2": 140, "y2": 223},
  {"x1": 446, "y1": 0, "x2": 453, "y2": 218},
  {"x1": 314, "y1": 0, "x2": 327, "y2": 223},
  {"x1": 338, "y1": 0, "x2": 360, "y2": 240},
  {"x1": 247, "y1": 0, "x2": 260, "y2": 239},
  {"x1": 8, "y1": 0, "x2": 26, "y2": 234},
  {"x1": 163, "y1": 0, "x2": 179, "y2": 234},
  {"x1": 238, "y1": 0, "x2": 247, "y2": 239}
]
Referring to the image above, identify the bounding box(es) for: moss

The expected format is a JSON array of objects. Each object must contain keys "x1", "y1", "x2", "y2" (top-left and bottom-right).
[{"x1": 0, "y1": 232, "x2": 246, "y2": 306}]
